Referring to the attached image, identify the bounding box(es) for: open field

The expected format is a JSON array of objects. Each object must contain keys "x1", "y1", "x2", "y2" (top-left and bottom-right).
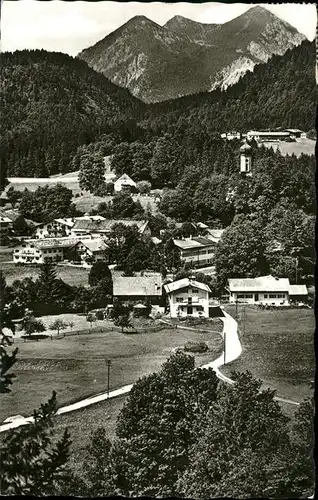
[
  {"x1": 221, "y1": 306, "x2": 315, "y2": 405},
  {"x1": 0, "y1": 326, "x2": 223, "y2": 423},
  {"x1": 261, "y1": 138, "x2": 315, "y2": 157},
  {"x1": 0, "y1": 261, "x2": 89, "y2": 286}
]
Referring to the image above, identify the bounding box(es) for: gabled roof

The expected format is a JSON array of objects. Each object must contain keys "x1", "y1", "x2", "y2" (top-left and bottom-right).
[
  {"x1": 228, "y1": 275, "x2": 290, "y2": 292},
  {"x1": 114, "y1": 174, "x2": 136, "y2": 187},
  {"x1": 113, "y1": 274, "x2": 162, "y2": 297},
  {"x1": 72, "y1": 239, "x2": 108, "y2": 252},
  {"x1": 289, "y1": 285, "x2": 308, "y2": 296},
  {"x1": 164, "y1": 278, "x2": 211, "y2": 294},
  {"x1": 72, "y1": 219, "x2": 148, "y2": 233},
  {"x1": 205, "y1": 229, "x2": 225, "y2": 242}
]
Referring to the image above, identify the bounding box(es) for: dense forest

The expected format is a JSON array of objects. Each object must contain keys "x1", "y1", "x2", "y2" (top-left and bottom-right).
[{"x1": 0, "y1": 39, "x2": 315, "y2": 190}]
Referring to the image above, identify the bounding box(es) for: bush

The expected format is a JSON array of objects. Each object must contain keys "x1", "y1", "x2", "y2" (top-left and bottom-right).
[{"x1": 184, "y1": 341, "x2": 209, "y2": 353}]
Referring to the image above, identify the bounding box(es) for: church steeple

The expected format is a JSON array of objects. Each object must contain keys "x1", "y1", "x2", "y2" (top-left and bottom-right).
[{"x1": 239, "y1": 141, "x2": 252, "y2": 176}]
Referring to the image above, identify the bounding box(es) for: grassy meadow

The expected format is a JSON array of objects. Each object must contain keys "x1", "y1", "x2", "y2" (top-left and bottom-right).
[{"x1": 222, "y1": 306, "x2": 315, "y2": 406}]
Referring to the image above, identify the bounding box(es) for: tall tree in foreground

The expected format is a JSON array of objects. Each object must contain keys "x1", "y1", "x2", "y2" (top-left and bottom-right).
[{"x1": 177, "y1": 371, "x2": 292, "y2": 498}]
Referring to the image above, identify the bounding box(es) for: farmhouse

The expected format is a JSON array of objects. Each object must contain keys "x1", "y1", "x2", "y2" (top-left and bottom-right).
[
  {"x1": 12, "y1": 237, "x2": 84, "y2": 264},
  {"x1": 67, "y1": 239, "x2": 108, "y2": 266},
  {"x1": 228, "y1": 275, "x2": 308, "y2": 305},
  {"x1": 173, "y1": 237, "x2": 217, "y2": 267},
  {"x1": 114, "y1": 174, "x2": 136, "y2": 193},
  {"x1": 164, "y1": 277, "x2": 211, "y2": 318},
  {"x1": 34, "y1": 218, "x2": 74, "y2": 239},
  {"x1": 113, "y1": 273, "x2": 163, "y2": 305},
  {"x1": 34, "y1": 216, "x2": 106, "y2": 239},
  {"x1": 71, "y1": 219, "x2": 150, "y2": 238}
]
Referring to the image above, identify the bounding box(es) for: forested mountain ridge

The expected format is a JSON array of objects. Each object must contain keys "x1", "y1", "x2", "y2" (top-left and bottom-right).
[
  {"x1": 0, "y1": 50, "x2": 145, "y2": 186},
  {"x1": 79, "y1": 6, "x2": 305, "y2": 102},
  {"x1": 143, "y1": 39, "x2": 316, "y2": 133},
  {"x1": 0, "y1": 40, "x2": 315, "y2": 189}
]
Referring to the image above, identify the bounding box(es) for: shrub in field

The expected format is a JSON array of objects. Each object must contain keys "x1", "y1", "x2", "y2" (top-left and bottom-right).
[{"x1": 184, "y1": 341, "x2": 209, "y2": 353}]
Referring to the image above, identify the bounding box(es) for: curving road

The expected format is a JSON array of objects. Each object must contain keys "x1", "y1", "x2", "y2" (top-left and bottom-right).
[{"x1": 0, "y1": 309, "x2": 299, "y2": 433}]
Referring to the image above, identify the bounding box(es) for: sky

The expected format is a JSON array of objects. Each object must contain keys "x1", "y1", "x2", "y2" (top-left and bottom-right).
[{"x1": 1, "y1": 1, "x2": 316, "y2": 56}]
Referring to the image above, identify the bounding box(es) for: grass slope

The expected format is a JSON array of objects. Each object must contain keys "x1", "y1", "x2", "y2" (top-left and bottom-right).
[
  {"x1": 222, "y1": 306, "x2": 314, "y2": 404},
  {"x1": 1, "y1": 326, "x2": 223, "y2": 422}
]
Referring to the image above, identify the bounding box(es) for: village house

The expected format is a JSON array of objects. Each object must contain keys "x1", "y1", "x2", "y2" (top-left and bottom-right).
[
  {"x1": 228, "y1": 275, "x2": 308, "y2": 306},
  {"x1": 114, "y1": 174, "x2": 136, "y2": 193},
  {"x1": 67, "y1": 238, "x2": 108, "y2": 267},
  {"x1": 164, "y1": 277, "x2": 211, "y2": 318},
  {"x1": 71, "y1": 219, "x2": 151, "y2": 239},
  {"x1": 113, "y1": 273, "x2": 163, "y2": 305},
  {"x1": 12, "y1": 236, "x2": 85, "y2": 264},
  {"x1": 34, "y1": 218, "x2": 75, "y2": 239},
  {"x1": 173, "y1": 237, "x2": 217, "y2": 268},
  {"x1": 34, "y1": 215, "x2": 106, "y2": 239}
]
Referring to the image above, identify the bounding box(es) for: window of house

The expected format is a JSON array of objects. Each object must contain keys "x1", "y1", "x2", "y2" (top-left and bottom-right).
[
  {"x1": 264, "y1": 294, "x2": 268, "y2": 298},
  {"x1": 192, "y1": 289, "x2": 198, "y2": 294},
  {"x1": 176, "y1": 298, "x2": 183, "y2": 303},
  {"x1": 269, "y1": 294, "x2": 277, "y2": 298}
]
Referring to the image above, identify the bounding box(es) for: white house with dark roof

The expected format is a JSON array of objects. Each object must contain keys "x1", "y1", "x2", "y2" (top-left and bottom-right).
[
  {"x1": 113, "y1": 273, "x2": 163, "y2": 305},
  {"x1": 173, "y1": 237, "x2": 217, "y2": 268},
  {"x1": 12, "y1": 237, "x2": 84, "y2": 264},
  {"x1": 114, "y1": 174, "x2": 136, "y2": 193},
  {"x1": 164, "y1": 277, "x2": 211, "y2": 318},
  {"x1": 228, "y1": 275, "x2": 308, "y2": 305}
]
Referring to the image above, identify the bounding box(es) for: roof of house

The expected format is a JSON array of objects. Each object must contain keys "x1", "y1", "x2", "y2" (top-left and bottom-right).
[
  {"x1": 164, "y1": 278, "x2": 211, "y2": 294},
  {"x1": 114, "y1": 174, "x2": 136, "y2": 187},
  {"x1": 289, "y1": 284, "x2": 308, "y2": 296},
  {"x1": 73, "y1": 239, "x2": 108, "y2": 252},
  {"x1": 72, "y1": 219, "x2": 148, "y2": 233},
  {"x1": 0, "y1": 209, "x2": 23, "y2": 222},
  {"x1": 113, "y1": 274, "x2": 162, "y2": 297},
  {"x1": 205, "y1": 228, "x2": 225, "y2": 242},
  {"x1": 173, "y1": 237, "x2": 215, "y2": 250},
  {"x1": 228, "y1": 275, "x2": 290, "y2": 292},
  {"x1": 16, "y1": 237, "x2": 84, "y2": 250},
  {"x1": 54, "y1": 218, "x2": 75, "y2": 227}
]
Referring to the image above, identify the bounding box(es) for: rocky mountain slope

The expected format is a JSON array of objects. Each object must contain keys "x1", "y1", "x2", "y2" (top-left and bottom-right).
[{"x1": 78, "y1": 6, "x2": 306, "y2": 102}]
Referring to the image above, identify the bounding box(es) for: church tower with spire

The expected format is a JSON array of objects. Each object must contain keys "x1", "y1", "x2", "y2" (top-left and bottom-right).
[{"x1": 239, "y1": 141, "x2": 252, "y2": 176}]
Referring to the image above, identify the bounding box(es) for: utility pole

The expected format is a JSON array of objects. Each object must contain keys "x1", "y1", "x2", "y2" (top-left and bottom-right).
[
  {"x1": 224, "y1": 329, "x2": 227, "y2": 365},
  {"x1": 295, "y1": 257, "x2": 298, "y2": 285},
  {"x1": 106, "y1": 359, "x2": 111, "y2": 398},
  {"x1": 235, "y1": 299, "x2": 239, "y2": 318},
  {"x1": 242, "y1": 306, "x2": 246, "y2": 337}
]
